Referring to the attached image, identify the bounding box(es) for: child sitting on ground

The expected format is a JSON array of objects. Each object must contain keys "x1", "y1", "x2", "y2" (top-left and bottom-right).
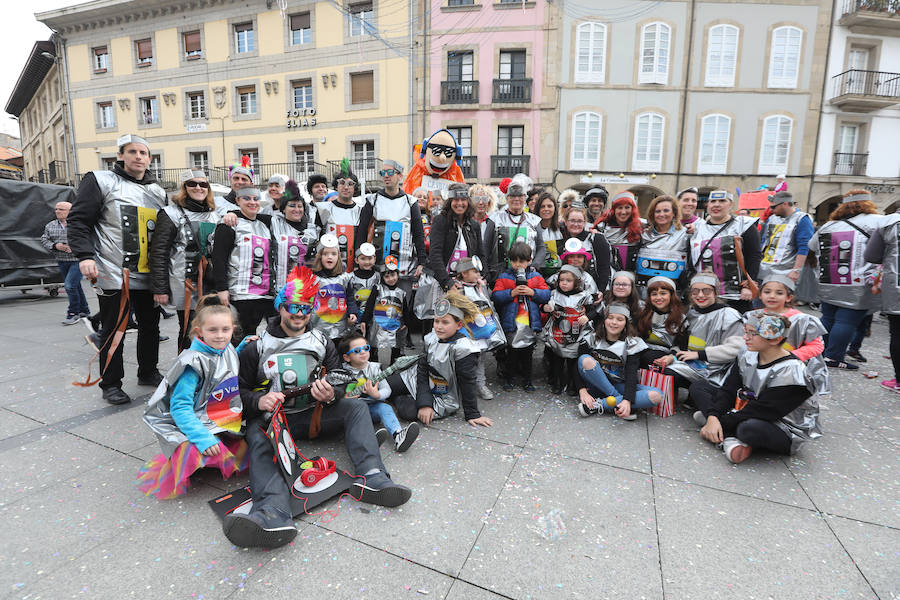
[{"x1": 338, "y1": 329, "x2": 418, "y2": 452}]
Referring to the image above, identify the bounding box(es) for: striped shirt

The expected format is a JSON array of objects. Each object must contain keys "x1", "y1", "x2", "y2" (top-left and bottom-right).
[{"x1": 41, "y1": 219, "x2": 78, "y2": 262}]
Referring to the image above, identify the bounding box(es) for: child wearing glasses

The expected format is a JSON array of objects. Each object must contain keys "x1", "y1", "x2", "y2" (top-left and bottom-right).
[
  {"x1": 339, "y1": 330, "x2": 419, "y2": 452},
  {"x1": 603, "y1": 271, "x2": 643, "y2": 317}
]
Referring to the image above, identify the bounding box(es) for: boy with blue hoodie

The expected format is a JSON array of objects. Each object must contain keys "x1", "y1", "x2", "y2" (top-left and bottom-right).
[{"x1": 491, "y1": 242, "x2": 550, "y2": 391}]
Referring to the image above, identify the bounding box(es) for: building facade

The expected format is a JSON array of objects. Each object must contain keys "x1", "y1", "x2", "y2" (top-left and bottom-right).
[
  {"x1": 553, "y1": 0, "x2": 832, "y2": 210},
  {"x1": 37, "y1": 0, "x2": 417, "y2": 189},
  {"x1": 810, "y1": 0, "x2": 900, "y2": 218},
  {"x1": 424, "y1": 0, "x2": 559, "y2": 183}
]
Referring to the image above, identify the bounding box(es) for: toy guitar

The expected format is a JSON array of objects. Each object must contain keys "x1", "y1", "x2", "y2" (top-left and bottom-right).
[
  {"x1": 278, "y1": 367, "x2": 358, "y2": 411},
  {"x1": 344, "y1": 354, "x2": 422, "y2": 397}
]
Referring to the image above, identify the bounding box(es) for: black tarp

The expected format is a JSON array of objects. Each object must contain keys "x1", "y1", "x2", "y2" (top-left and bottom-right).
[{"x1": 0, "y1": 179, "x2": 74, "y2": 287}]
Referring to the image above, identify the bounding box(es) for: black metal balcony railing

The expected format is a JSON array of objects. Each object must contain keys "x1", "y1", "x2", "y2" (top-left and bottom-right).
[
  {"x1": 833, "y1": 152, "x2": 869, "y2": 176},
  {"x1": 841, "y1": 0, "x2": 900, "y2": 16},
  {"x1": 832, "y1": 69, "x2": 900, "y2": 98},
  {"x1": 441, "y1": 81, "x2": 479, "y2": 104},
  {"x1": 492, "y1": 78, "x2": 532, "y2": 103},
  {"x1": 490, "y1": 155, "x2": 529, "y2": 179},
  {"x1": 48, "y1": 160, "x2": 66, "y2": 183},
  {"x1": 458, "y1": 156, "x2": 476, "y2": 179}
]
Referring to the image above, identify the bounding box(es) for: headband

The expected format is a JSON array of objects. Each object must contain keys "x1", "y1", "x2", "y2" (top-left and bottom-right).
[
  {"x1": 382, "y1": 159, "x2": 404, "y2": 173},
  {"x1": 677, "y1": 186, "x2": 698, "y2": 198},
  {"x1": 762, "y1": 273, "x2": 796, "y2": 292},
  {"x1": 646, "y1": 276, "x2": 676, "y2": 291},
  {"x1": 607, "y1": 303, "x2": 631, "y2": 319},
  {"x1": 691, "y1": 273, "x2": 719, "y2": 289},
  {"x1": 611, "y1": 191, "x2": 636, "y2": 205},
  {"x1": 558, "y1": 264, "x2": 583, "y2": 278},
  {"x1": 180, "y1": 169, "x2": 207, "y2": 182},
  {"x1": 612, "y1": 270, "x2": 635, "y2": 282},
  {"x1": 117, "y1": 134, "x2": 150, "y2": 151},
  {"x1": 745, "y1": 313, "x2": 787, "y2": 340},
  {"x1": 236, "y1": 187, "x2": 260, "y2": 200},
  {"x1": 434, "y1": 298, "x2": 464, "y2": 320},
  {"x1": 708, "y1": 190, "x2": 734, "y2": 202},
  {"x1": 447, "y1": 188, "x2": 469, "y2": 199},
  {"x1": 842, "y1": 193, "x2": 872, "y2": 204}
]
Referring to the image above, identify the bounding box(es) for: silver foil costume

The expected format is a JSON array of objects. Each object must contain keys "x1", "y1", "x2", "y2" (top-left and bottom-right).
[
  {"x1": 270, "y1": 213, "x2": 317, "y2": 292},
  {"x1": 226, "y1": 217, "x2": 274, "y2": 300},
  {"x1": 370, "y1": 281, "x2": 407, "y2": 348},
  {"x1": 349, "y1": 270, "x2": 379, "y2": 322},
  {"x1": 162, "y1": 203, "x2": 228, "y2": 310},
  {"x1": 637, "y1": 226, "x2": 689, "y2": 289},
  {"x1": 807, "y1": 214, "x2": 881, "y2": 309},
  {"x1": 255, "y1": 328, "x2": 328, "y2": 414},
  {"x1": 542, "y1": 289, "x2": 593, "y2": 358},
  {"x1": 369, "y1": 192, "x2": 418, "y2": 275},
  {"x1": 310, "y1": 271, "x2": 355, "y2": 339},
  {"x1": 758, "y1": 210, "x2": 811, "y2": 280},
  {"x1": 689, "y1": 216, "x2": 759, "y2": 300},
  {"x1": 581, "y1": 331, "x2": 648, "y2": 383},
  {"x1": 600, "y1": 224, "x2": 640, "y2": 273},
  {"x1": 489, "y1": 209, "x2": 542, "y2": 265},
  {"x1": 676, "y1": 305, "x2": 744, "y2": 385},
  {"x1": 316, "y1": 200, "x2": 363, "y2": 272},
  {"x1": 460, "y1": 282, "x2": 506, "y2": 351},
  {"x1": 877, "y1": 212, "x2": 900, "y2": 315},
  {"x1": 399, "y1": 331, "x2": 479, "y2": 419}
]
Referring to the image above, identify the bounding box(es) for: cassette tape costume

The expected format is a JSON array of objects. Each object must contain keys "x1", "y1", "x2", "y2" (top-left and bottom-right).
[
  {"x1": 270, "y1": 180, "x2": 317, "y2": 292},
  {"x1": 349, "y1": 243, "x2": 380, "y2": 323},
  {"x1": 315, "y1": 164, "x2": 368, "y2": 272},
  {"x1": 864, "y1": 205, "x2": 900, "y2": 392},
  {"x1": 597, "y1": 191, "x2": 643, "y2": 273},
  {"x1": 487, "y1": 183, "x2": 546, "y2": 275},
  {"x1": 543, "y1": 265, "x2": 594, "y2": 395},
  {"x1": 310, "y1": 234, "x2": 358, "y2": 343},
  {"x1": 366, "y1": 159, "x2": 426, "y2": 277},
  {"x1": 758, "y1": 191, "x2": 814, "y2": 282},
  {"x1": 561, "y1": 203, "x2": 612, "y2": 294},
  {"x1": 361, "y1": 265, "x2": 408, "y2": 364},
  {"x1": 456, "y1": 256, "x2": 505, "y2": 400},
  {"x1": 637, "y1": 199, "x2": 689, "y2": 292}
]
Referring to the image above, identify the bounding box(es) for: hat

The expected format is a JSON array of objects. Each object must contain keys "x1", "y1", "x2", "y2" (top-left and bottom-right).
[
  {"x1": 383, "y1": 260, "x2": 399, "y2": 272},
  {"x1": 558, "y1": 264, "x2": 583, "y2": 279},
  {"x1": 690, "y1": 272, "x2": 719, "y2": 289},
  {"x1": 358, "y1": 242, "x2": 376, "y2": 257},
  {"x1": 230, "y1": 156, "x2": 254, "y2": 179},
  {"x1": 559, "y1": 237, "x2": 592, "y2": 262},
  {"x1": 236, "y1": 187, "x2": 260, "y2": 200},
  {"x1": 677, "y1": 186, "x2": 699, "y2": 198},
  {"x1": 306, "y1": 174, "x2": 328, "y2": 194},
  {"x1": 606, "y1": 303, "x2": 631, "y2": 319},
  {"x1": 646, "y1": 276, "x2": 676, "y2": 291},
  {"x1": 179, "y1": 169, "x2": 206, "y2": 182},
  {"x1": 612, "y1": 270, "x2": 636, "y2": 283},
  {"x1": 745, "y1": 312, "x2": 788, "y2": 340},
  {"x1": 498, "y1": 178, "x2": 513, "y2": 194},
  {"x1": 708, "y1": 189, "x2": 734, "y2": 202},
  {"x1": 611, "y1": 191, "x2": 636, "y2": 205},
  {"x1": 507, "y1": 183, "x2": 526, "y2": 197},
  {"x1": 762, "y1": 273, "x2": 796, "y2": 292},
  {"x1": 455, "y1": 256, "x2": 481, "y2": 273},
  {"x1": 117, "y1": 134, "x2": 150, "y2": 151},
  {"x1": 273, "y1": 266, "x2": 319, "y2": 309},
  {"x1": 769, "y1": 191, "x2": 793, "y2": 206},
  {"x1": 268, "y1": 175, "x2": 286, "y2": 186},
  {"x1": 382, "y1": 159, "x2": 404, "y2": 174},
  {"x1": 318, "y1": 233, "x2": 339, "y2": 249},
  {"x1": 585, "y1": 187, "x2": 608, "y2": 201}
]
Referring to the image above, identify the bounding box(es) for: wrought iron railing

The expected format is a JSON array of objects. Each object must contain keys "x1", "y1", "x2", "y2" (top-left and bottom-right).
[
  {"x1": 48, "y1": 160, "x2": 67, "y2": 183},
  {"x1": 841, "y1": 0, "x2": 900, "y2": 15},
  {"x1": 831, "y1": 69, "x2": 900, "y2": 98},
  {"x1": 833, "y1": 152, "x2": 869, "y2": 176},
  {"x1": 490, "y1": 155, "x2": 529, "y2": 178},
  {"x1": 441, "y1": 81, "x2": 479, "y2": 104},
  {"x1": 459, "y1": 156, "x2": 477, "y2": 179},
  {"x1": 492, "y1": 78, "x2": 532, "y2": 103}
]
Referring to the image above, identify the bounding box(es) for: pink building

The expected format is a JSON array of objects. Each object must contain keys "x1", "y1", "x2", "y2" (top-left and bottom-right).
[{"x1": 425, "y1": 0, "x2": 555, "y2": 183}]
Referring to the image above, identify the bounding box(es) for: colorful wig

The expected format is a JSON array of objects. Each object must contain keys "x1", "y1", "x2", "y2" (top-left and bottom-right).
[
  {"x1": 273, "y1": 266, "x2": 319, "y2": 310},
  {"x1": 600, "y1": 192, "x2": 643, "y2": 243}
]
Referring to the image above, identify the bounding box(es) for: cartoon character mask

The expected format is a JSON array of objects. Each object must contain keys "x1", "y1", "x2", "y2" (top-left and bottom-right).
[{"x1": 423, "y1": 130, "x2": 459, "y2": 176}]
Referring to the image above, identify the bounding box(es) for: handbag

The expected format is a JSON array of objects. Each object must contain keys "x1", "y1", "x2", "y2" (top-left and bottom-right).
[
  {"x1": 639, "y1": 368, "x2": 675, "y2": 418},
  {"x1": 412, "y1": 270, "x2": 442, "y2": 319}
]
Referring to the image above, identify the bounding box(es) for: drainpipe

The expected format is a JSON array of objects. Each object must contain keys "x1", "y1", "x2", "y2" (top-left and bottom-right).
[
  {"x1": 57, "y1": 34, "x2": 79, "y2": 180},
  {"x1": 674, "y1": 0, "x2": 696, "y2": 194},
  {"x1": 807, "y1": 0, "x2": 837, "y2": 214},
  {"x1": 408, "y1": 0, "x2": 415, "y2": 160},
  {"x1": 421, "y1": 0, "x2": 428, "y2": 150}
]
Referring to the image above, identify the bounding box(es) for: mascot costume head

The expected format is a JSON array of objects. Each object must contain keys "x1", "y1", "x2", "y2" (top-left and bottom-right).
[{"x1": 402, "y1": 128, "x2": 467, "y2": 196}]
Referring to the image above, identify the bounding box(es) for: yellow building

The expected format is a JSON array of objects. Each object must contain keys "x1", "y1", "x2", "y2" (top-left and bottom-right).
[{"x1": 37, "y1": 0, "x2": 416, "y2": 189}]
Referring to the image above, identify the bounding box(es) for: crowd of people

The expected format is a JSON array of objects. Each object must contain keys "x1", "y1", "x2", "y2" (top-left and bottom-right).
[{"x1": 52, "y1": 132, "x2": 898, "y2": 550}]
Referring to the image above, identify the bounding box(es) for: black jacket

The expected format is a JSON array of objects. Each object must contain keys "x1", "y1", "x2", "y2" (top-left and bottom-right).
[
  {"x1": 149, "y1": 198, "x2": 216, "y2": 296},
  {"x1": 427, "y1": 212, "x2": 485, "y2": 290}
]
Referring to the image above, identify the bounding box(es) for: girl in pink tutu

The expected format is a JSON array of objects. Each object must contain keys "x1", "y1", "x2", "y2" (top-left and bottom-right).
[{"x1": 138, "y1": 294, "x2": 255, "y2": 499}]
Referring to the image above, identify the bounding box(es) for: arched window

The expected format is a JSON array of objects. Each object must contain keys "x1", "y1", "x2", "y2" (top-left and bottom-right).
[
  {"x1": 698, "y1": 114, "x2": 731, "y2": 173},
  {"x1": 705, "y1": 24, "x2": 739, "y2": 87},
  {"x1": 768, "y1": 26, "x2": 802, "y2": 88},
  {"x1": 759, "y1": 115, "x2": 792, "y2": 174},
  {"x1": 633, "y1": 112, "x2": 665, "y2": 170},
  {"x1": 575, "y1": 22, "x2": 606, "y2": 83},
  {"x1": 571, "y1": 111, "x2": 602, "y2": 170},
  {"x1": 639, "y1": 22, "x2": 671, "y2": 84}
]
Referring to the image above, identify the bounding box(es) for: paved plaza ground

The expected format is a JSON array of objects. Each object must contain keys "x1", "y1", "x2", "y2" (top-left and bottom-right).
[{"x1": 0, "y1": 283, "x2": 898, "y2": 600}]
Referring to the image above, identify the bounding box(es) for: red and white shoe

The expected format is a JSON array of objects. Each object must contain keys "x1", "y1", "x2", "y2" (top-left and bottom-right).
[{"x1": 722, "y1": 437, "x2": 753, "y2": 464}]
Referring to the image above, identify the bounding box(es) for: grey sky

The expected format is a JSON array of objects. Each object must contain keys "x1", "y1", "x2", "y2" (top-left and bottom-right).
[{"x1": 1, "y1": 1, "x2": 84, "y2": 138}]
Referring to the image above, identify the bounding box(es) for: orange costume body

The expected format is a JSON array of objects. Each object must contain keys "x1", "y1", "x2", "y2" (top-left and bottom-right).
[{"x1": 402, "y1": 158, "x2": 465, "y2": 195}]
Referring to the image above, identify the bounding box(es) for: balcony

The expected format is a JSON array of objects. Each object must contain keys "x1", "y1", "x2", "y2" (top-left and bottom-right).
[
  {"x1": 441, "y1": 81, "x2": 478, "y2": 104},
  {"x1": 48, "y1": 160, "x2": 67, "y2": 184},
  {"x1": 833, "y1": 152, "x2": 869, "y2": 176},
  {"x1": 838, "y1": 0, "x2": 900, "y2": 36},
  {"x1": 458, "y1": 156, "x2": 477, "y2": 179},
  {"x1": 830, "y1": 69, "x2": 900, "y2": 111},
  {"x1": 492, "y1": 78, "x2": 532, "y2": 103},
  {"x1": 490, "y1": 155, "x2": 529, "y2": 179}
]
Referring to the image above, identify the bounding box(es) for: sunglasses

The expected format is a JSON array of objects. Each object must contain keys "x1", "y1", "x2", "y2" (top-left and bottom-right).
[
  {"x1": 379, "y1": 169, "x2": 399, "y2": 177},
  {"x1": 336, "y1": 178, "x2": 355, "y2": 187},
  {"x1": 427, "y1": 144, "x2": 456, "y2": 158},
  {"x1": 690, "y1": 288, "x2": 715, "y2": 296},
  {"x1": 283, "y1": 303, "x2": 313, "y2": 315},
  {"x1": 185, "y1": 180, "x2": 210, "y2": 189},
  {"x1": 346, "y1": 344, "x2": 371, "y2": 354}
]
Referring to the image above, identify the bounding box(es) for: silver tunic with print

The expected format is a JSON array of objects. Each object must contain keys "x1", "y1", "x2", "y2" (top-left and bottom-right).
[
  {"x1": 227, "y1": 217, "x2": 274, "y2": 300},
  {"x1": 370, "y1": 282, "x2": 407, "y2": 349},
  {"x1": 542, "y1": 289, "x2": 593, "y2": 358},
  {"x1": 540, "y1": 226, "x2": 564, "y2": 276},
  {"x1": 489, "y1": 210, "x2": 541, "y2": 264},
  {"x1": 270, "y1": 214, "x2": 316, "y2": 291},
  {"x1": 737, "y1": 352, "x2": 820, "y2": 454},
  {"x1": 644, "y1": 310, "x2": 685, "y2": 353},
  {"x1": 90, "y1": 170, "x2": 167, "y2": 290},
  {"x1": 637, "y1": 226, "x2": 689, "y2": 288},
  {"x1": 369, "y1": 192, "x2": 418, "y2": 275},
  {"x1": 876, "y1": 213, "x2": 900, "y2": 315},
  {"x1": 163, "y1": 203, "x2": 227, "y2": 310},
  {"x1": 256, "y1": 328, "x2": 328, "y2": 414},
  {"x1": 759, "y1": 210, "x2": 810, "y2": 280},
  {"x1": 546, "y1": 268, "x2": 598, "y2": 296},
  {"x1": 342, "y1": 361, "x2": 390, "y2": 405},
  {"x1": 316, "y1": 200, "x2": 363, "y2": 271},
  {"x1": 581, "y1": 332, "x2": 648, "y2": 383},
  {"x1": 399, "y1": 331, "x2": 479, "y2": 419},
  {"x1": 689, "y1": 216, "x2": 759, "y2": 300},
  {"x1": 349, "y1": 270, "x2": 379, "y2": 321},
  {"x1": 808, "y1": 214, "x2": 881, "y2": 309},
  {"x1": 460, "y1": 282, "x2": 506, "y2": 351},
  {"x1": 143, "y1": 346, "x2": 242, "y2": 456},
  {"x1": 310, "y1": 271, "x2": 354, "y2": 339},
  {"x1": 600, "y1": 225, "x2": 640, "y2": 272},
  {"x1": 679, "y1": 305, "x2": 744, "y2": 385}
]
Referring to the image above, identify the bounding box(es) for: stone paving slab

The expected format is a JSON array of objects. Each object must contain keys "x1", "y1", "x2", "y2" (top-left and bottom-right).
[
  {"x1": 0, "y1": 409, "x2": 43, "y2": 438},
  {"x1": 67, "y1": 403, "x2": 157, "y2": 454},
  {"x1": 826, "y1": 515, "x2": 900, "y2": 600}
]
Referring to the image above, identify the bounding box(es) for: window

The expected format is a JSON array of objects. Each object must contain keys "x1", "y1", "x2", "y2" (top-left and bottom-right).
[
  {"x1": 135, "y1": 38, "x2": 153, "y2": 66},
  {"x1": 575, "y1": 22, "x2": 606, "y2": 83},
  {"x1": 140, "y1": 97, "x2": 159, "y2": 125},
  {"x1": 290, "y1": 13, "x2": 311, "y2": 45},
  {"x1": 633, "y1": 112, "x2": 664, "y2": 171},
  {"x1": 758, "y1": 115, "x2": 792, "y2": 174},
  {"x1": 349, "y1": 2, "x2": 374, "y2": 37},
  {"x1": 93, "y1": 46, "x2": 109, "y2": 72},
  {"x1": 184, "y1": 31, "x2": 202, "y2": 59},
  {"x1": 698, "y1": 114, "x2": 731, "y2": 173},
  {"x1": 238, "y1": 148, "x2": 260, "y2": 173},
  {"x1": 497, "y1": 125, "x2": 524, "y2": 156},
  {"x1": 293, "y1": 145, "x2": 315, "y2": 175},
  {"x1": 188, "y1": 92, "x2": 206, "y2": 119},
  {"x1": 237, "y1": 86, "x2": 257, "y2": 115},
  {"x1": 350, "y1": 71, "x2": 374, "y2": 105},
  {"x1": 102, "y1": 157, "x2": 116, "y2": 170},
  {"x1": 446, "y1": 127, "x2": 472, "y2": 157},
  {"x1": 571, "y1": 111, "x2": 601, "y2": 170},
  {"x1": 448, "y1": 0, "x2": 475, "y2": 5},
  {"x1": 149, "y1": 154, "x2": 162, "y2": 179},
  {"x1": 352, "y1": 140, "x2": 375, "y2": 169},
  {"x1": 234, "y1": 22, "x2": 255, "y2": 54},
  {"x1": 292, "y1": 80, "x2": 313, "y2": 110},
  {"x1": 448, "y1": 51, "x2": 474, "y2": 81},
  {"x1": 768, "y1": 26, "x2": 802, "y2": 88},
  {"x1": 838, "y1": 124, "x2": 859, "y2": 155},
  {"x1": 190, "y1": 151, "x2": 209, "y2": 170},
  {"x1": 98, "y1": 102, "x2": 115, "y2": 128},
  {"x1": 639, "y1": 23, "x2": 670, "y2": 84},
  {"x1": 499, "y1": 50, "x2": 526, "y2": 80},
  {"x1": 705, "y1": 25, "x2": 738, "y2": 86}
]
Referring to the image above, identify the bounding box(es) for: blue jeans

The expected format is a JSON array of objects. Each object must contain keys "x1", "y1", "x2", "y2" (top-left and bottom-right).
[
  {"x1": 848, "y1": 313, "x2": 873, "y2": 353},
  {"x1": 58, "y1": 261, "x2": 89, "y2": 317},
  {"x1": 577, "y1": 355, "x2": 662, "y2": 410},
  {"x1": 820, "y1": 303, "x2": 868, "y2": 361},
  {"x1": 368, "y1": 401, "x2": 401, "y2": 435}
]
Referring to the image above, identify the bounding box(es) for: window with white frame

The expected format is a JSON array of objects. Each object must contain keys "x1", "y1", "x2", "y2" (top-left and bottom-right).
[
  {"x1": 190, "y1": 151, "x2": 209, "y2": 170},
  {"x1": 292, "y1": 80, "x2": 313, "y2": 110},
  {"x1": 698, "y1": 114, "x2": 731, "y2": 173},
  {"x1": 98, "y1": 102, "x2": 115, "y2": 128},
  {"x1": 575, "y1": 22, "x2": 606, "y2": 83},
  {"x1": 447, "y1": 51, "x2": 474, "y2": 82},
  {"x1": 349, "y1": 2, "x2": 373, "y2": 37},
  {"x1": 570, "y1": 111, "x2": 601, "y2": 170},
  {"x1": 149, "y1": 154, "x2": 162, "y2": 179},
  {"x1": 447, "y1": 127, "x2": 472, "y2": 157},
  {"x1": 639, "y1": 23, "x2": 670, "y2": 84},
  {"x1": 188, "y1": 92, "x2": 206, "y2": 119},
  {"x1": 293, "y1": 145, "x2": 315, "y2": 175},
  {"x1": 499, "y1": 50, "x2": 526, "y2": 80},
  {"x1": 758, "y1": 115, "x2": 792, "y2": 174},
  {"x1": 705, "y1": 24, "x2": 738, "y2": 87},
  {"x1": 767, "y1": 26, "x2": 802, "y2": 88},
  {"x1": 238, "y1": 148, "x2": 260, "y2": 173},
  {"x1": 237, "y1": 86, "x2": 257, "y2": 115},
  {"x1": 93, "y1": 46, "x2": 109, "y2": 72},
  {"x1": 135, "y1": 39, "x2": 153, "y2": 66},
  {"x1": 234, "y1": 22, "x2": 255, "y2": 54},
  {"x1": 290, "y1": 13, "x2": 311, "y2": 46},
  {"x1": 140, "y1": 96, "x2": 159, "y2": 124},
  {"x1": 633, "y1": 112, "x2": 664, "y2": 171},
  {"x1": 497, "y1": 126, "x2": 524, "y2": 156},
  {"x1": 352, "y1": 140, "x2": 375, "y2": 169}
]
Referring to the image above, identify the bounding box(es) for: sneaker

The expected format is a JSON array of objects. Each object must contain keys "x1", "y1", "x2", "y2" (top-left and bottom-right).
[
  {"x1": 693, "y1": 410, "x2": 707, "y2": 427},
  {"x1": 549, "y1": 382, "x2": 563, "y2": 395},
  {"x1": 846, "y1": 350, "x2": 867, "y2": 363},
  {"x1": 722, "y1": 437, "x2": 753, "y2": 464},
  {"x1": 158, "y1": 334, "x2": 170, "y2": 342},
  {"x1": 223, "y1": 507, "x2": 297, "y2": 549},
  {"x1": 880, "y1": 379, "x2": 900, "y2": 394},
  {"x1": 503, "y1": 380, "x2": 515, "y2": 391},
  {"x1": 84, "y1": 332, "x2": 102, "y2": 353},
  {"x1": 160, "y1": 308, "x2": 175, "y2": 320},
  {"x1": 374, "y1": 427, "x2": 390, "y2": 447},
  {"x1": 61, "y1": 315, "x2": 80, "y2": 325},
  {"x1": 478, "y1": 385, "x2": 494, "y2": 401},
  {"x1": 80, "y1": 316, "x2": 96, "y2": 335},
  {"x1": 577, "y1": 402, "x2": 599, "y2": 417},
  {"x1": 102, "y1": 386, "x2": 131, "y2": 405},
  {"x1": 137, "y1": 370, "x2": 164, "y2": 386},
  {"x1": 394, "y1": 422, "x2": 419, "y2": 453},
  {"x1": 522, "y1": 381, "x2": 537, "y2": 392},
  {"x1": 825, "y1": 358, "x2": 859, "y2": 370},
  {"x1": 351, "y1": 472, "x2": 412, "y2": 507}
]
